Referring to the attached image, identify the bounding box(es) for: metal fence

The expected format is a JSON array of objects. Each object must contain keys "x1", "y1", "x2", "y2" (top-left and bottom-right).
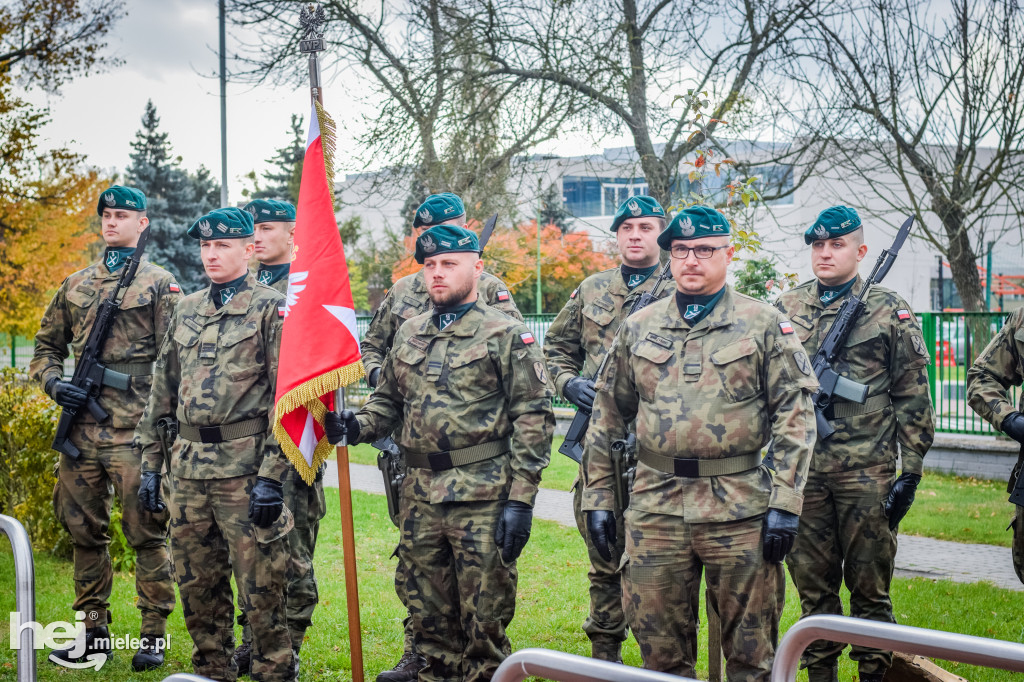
[
  {"x1": 1, "y1": 514, "x2": 37, "y2": 682},
  {"x1": 7, "y1": 311, "x2": 1020, "y2": 431}
]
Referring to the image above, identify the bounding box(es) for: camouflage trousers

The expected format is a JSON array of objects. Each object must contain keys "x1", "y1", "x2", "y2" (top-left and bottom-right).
[
  {"x1": 622, "y1": 509, "x2": 783, "y2": 682},
  {"x1": 169, "y1": 474, "x2": 295, "y2": 682},
  {"x1": 53, "y1": 423, "x2": 174, "y2": 632},
  {"x1": 399, "y1": 497, "x2": 518, "y2": 682},
  {"x1": 785, "y1": 463, "x2": 898, "y2": 677},
  {"x1": 240, "y1": 470, "x2": 327, "y2": 654},
  {"x1": 572, "y1": 476, "x2": 627, "y2": 660}
]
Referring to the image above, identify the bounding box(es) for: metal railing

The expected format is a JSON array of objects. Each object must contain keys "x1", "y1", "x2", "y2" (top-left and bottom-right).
[
  {"x1": 1, "y1": 514, "x2": 37, "y2": 682},
  {"x1": 160, "y1": 675, "x2": 216, "y2": 681},
  {"x1": 771, "y1": 615, "x2": 1024, "y2": 682},
  {"x1": 492, "y1": 648, "x2": 699, "y2": 682}
]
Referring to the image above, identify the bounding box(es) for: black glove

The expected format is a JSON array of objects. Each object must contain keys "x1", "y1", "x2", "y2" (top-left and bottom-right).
[
  {"x1": 324, "y1": 409, "x2": 360, "y2": 445},
  {"x1": 138, "y1": 471, "x2": 165, "y2": 513},
  {"x1": 587, "y1": 510, "x2": 617, "y2": 562},
  {"x1": 248, "y1": 477, "x2": 284, "y2": 528},
  {"x1": 884, "y1": 472, "x2": 922, "y2": 531},
  {"x1": 762, "y1": 509, "x2": 800, "y2": 563},
  {"x1": 495, "y1": 501, "x2": 533, "y2": 563},
  {"x1": 49, "y1": 379, "x2": 88, "y2": 410},
  {"x1": 564, "y1": 377, "x2": 596, "y2": 412},
  {"x1": 1003, "y1": 412, "x2": 1024, "y2": 444},
  {"x1": 367, "y1": 367, "x2": 381, "y2": 389}
]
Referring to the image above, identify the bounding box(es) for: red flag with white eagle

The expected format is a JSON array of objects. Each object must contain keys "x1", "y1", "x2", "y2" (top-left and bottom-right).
[{"x1": 273, "y1": 101, "x2": 364, "y2": 483}]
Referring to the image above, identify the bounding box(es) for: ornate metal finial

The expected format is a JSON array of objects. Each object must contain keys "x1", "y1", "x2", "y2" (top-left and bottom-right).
[{"x1": 299, "y1": 3, "x2": 327, "y2": 52}]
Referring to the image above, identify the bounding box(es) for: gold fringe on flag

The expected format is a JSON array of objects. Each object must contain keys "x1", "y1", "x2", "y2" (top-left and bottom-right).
[
  {"x1": 274, "y1": 360, "x2": 366, "y2": 484},
  {"x1": 314, "y1": 99, "x2": 338, "y2": 209}
]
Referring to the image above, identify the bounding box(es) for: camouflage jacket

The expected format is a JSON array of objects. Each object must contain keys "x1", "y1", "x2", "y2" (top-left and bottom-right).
[
  {"x1": 355, "y1": 301, "x2": 555, "y2": 507},
  {"x1": 361, "y1": 270, "x2": 522, "y2": 377},
  {"x1": 544, "y1": 265, "x2": 672, "y2": 396},
  {"x1": 582, "y1": 286, "x2": 817, "y2": 522},
  {"x1": 268, "y1": 276, "x2": 288, "y2": 296},
  {"x1": 30, "y1": 257, "x2": 181, "y2": 430},
  {"x1": 136, "y1": 273, "x2": 288, "y2": 482},
  {"x1": 776, "y1": 278, "x2": 934, "y2": 474},
  {"x1": 967, "y1": 307, "x2": 1024, "y2": 432}
]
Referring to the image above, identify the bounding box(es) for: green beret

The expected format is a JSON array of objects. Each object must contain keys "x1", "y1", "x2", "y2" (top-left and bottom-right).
[
  {"x1": 243, "y1": 198, "x2": 296, "y2": 223},
  {"x1": 804, "y1": 205, "x2": 862, "y2": 244},
  {"x1": 414, "y1": 224, "x2": 480, "y2": 264},
  {"x1": 97, "y1": 185, "x2": 146, "y2": 215},
  {"x1": 657, "y1": 205, "x2": 731, "y2": 249},
  {"x1": 413, "y1": 193, "x2": 466, "y2": 228},
  {"x1": 187, "y1": 207, "x2": 255, "y2": 240},
  {"x1": 610, "y1": 195, "x2": 665, "y2": 232}
]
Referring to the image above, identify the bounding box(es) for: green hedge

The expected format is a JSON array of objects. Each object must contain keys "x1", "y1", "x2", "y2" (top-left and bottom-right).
[{"x1": 0, "y1": 369, "x2": 135, "y2": 569}]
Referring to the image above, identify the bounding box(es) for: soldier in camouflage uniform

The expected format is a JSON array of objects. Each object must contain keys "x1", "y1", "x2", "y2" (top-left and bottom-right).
[
  {"x1": 584, "y1": 206, "x2": 818, "y2": 681},
  {"x1": 136, "y1": 207, "x2": 295, "y2": 682},
  {"x1": 544, "y1": 195, "x2": 672, "y2": 662},
  {"x1": 359, "y1": 193, "x2": 522, "y2": 682},
  {"x1": 229, "y1": 198, "x2": 325, "y2": 676},
  {"x1": 775, "y1": 206, "x2": 935, "y2": 682},
  {"x1": 967, "y1": 310, "x2": 1024, "y2": 585},
  {"x1": 326, "y1": 224, "x2": 554, "y2": 682},
  {"x1": 31, "y1": 185, "x2": 178, "y2": 671}
]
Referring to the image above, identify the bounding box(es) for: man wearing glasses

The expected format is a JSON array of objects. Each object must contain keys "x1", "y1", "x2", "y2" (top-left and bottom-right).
[{"x1": 583, "y1": 205, "x2": 817, "y2": 680}]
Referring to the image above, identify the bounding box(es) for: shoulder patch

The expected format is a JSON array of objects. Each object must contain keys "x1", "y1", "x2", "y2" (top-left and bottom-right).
[
  {"x1": 497, "y1": 290, "x2": 510, "y2": 302},
  {"x1": 896, "y1": 309, "x2": 912, "y2": 321},
  {"x1": 169, "y1": 282, "x2": 180, "y2": 293},
  {"x1": 779, "y1": 320, "x2": 795, "y2": 335},
  {"x1": 520, "y1": 331, "x2": 536, "y2": 345},
  {"x1": 534, "y1": 361, "x2": 547, "y2": 384},
  {"x1": 278, "y1": 306, "x2": 286, "y2": 318},
  {"x1": 570, "y1": 287, "x2": 579, "y2": 300}
]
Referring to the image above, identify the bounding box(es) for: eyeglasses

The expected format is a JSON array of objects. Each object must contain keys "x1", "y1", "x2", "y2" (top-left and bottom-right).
[{"x1": 669, "y1": 244, "x2": 729, "y2": 259}]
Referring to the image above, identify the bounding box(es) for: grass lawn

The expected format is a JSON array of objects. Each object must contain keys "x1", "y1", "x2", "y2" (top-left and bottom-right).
[{"x1": 1, "y1": 489, "x2": 1023, "y2": 681}]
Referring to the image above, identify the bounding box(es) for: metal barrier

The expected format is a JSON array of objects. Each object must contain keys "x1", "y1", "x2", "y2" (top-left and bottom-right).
[
  {"x1": 492, "y1": 648, "x2": 699, "y2": 682},
  {"x1": 160, "y1": 675, "x2": 216, "y2": 681},
  {"x1": 771, "y1": 614, "x2": 1024, "y2": 682},
  {"x1": 1, "y1": 514, "x2": 37, "y2": 682}
]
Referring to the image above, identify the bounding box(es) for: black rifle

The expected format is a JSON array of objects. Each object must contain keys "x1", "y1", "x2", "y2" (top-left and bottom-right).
[
  {"x1": 156, "y1": 417, "x2": 178, "y2": 475},
  {"x1": 610, "y1": 432, "x2": 637, "y2": 514},
  {"x1": 1008, "y1": 444, "x2": 1024, "y2": 506},
  {"x1": 809, "y1": 215, "x2": 913, "y2": 440},
  {"x1": 374, "y1": 436, "x2": 405, "y2": 527},
  {"x1": 51, "y1": 228, "x2": 151, "y2": 458},
  {"x1": 558, "y1": 262, "x2": 674, "y2": 464}
]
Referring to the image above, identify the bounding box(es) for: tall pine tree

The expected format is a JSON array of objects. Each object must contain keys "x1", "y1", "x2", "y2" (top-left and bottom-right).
[
  {"x1": 243, "y1": 114, "x2": 304, "y2": 204},
  {"x1": 126, "y1": 100, "x2": 219, "y2": 292}
]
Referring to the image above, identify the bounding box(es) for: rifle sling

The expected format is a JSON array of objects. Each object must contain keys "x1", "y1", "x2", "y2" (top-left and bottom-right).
[
  {"x1": 178, "y1": 417, "x2": 268, "y2": 444},
  {"x1": 825, "y1": 394, "x2": 891, "y2": 419},
  {"x1": 637, "y1": 447, "x2": 762, "y2": 478},
  {"x1": 405, "y1": 438, "x2": 511, "y2": 471}
]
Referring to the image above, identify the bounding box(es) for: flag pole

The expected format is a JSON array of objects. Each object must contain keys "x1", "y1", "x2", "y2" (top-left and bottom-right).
[{"x1": 299, "y1": 5, "x2": 364, "y2": 681}]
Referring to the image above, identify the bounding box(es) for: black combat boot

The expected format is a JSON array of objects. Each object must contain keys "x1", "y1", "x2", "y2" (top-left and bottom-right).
[
  {"x1": 807, "y1": 663, "x2": 839, "y2": 682},
  {"x1": 376, "y1": 651, "x2": 427, "y2": 682},
  {"x1": 131, "y1": 633, "x2": 166, "y2": 671},
  {"x1": 232, "y1": 640, "x2": 253, "y2": 678},
  {"x1": 49, "y1": 625, "x2": 113, "y2": 664}
]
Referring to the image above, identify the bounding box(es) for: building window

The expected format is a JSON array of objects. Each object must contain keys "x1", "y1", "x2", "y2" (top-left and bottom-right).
[{"x1": 562, "y1": 176, "x2": 647, "y2": 218}]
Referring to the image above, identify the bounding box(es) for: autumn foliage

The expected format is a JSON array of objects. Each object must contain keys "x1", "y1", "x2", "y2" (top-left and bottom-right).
[{"x1": 391, "y1": 221, "x2": 616, "y2": 313}]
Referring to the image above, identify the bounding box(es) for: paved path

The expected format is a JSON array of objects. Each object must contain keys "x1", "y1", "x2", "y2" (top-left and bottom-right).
[{"x1": 325, "y1": 463, "x2": 1023, "y2": 592}]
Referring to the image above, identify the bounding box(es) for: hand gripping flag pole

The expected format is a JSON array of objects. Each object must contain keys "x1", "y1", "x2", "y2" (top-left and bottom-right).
[{"x1": 274, "y1": 5, "x2": 365, "y2": 679}]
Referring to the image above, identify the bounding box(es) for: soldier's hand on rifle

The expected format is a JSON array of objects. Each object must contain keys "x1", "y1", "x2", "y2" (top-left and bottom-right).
[
  {"x1": 587, "y1": 510, "x2": 617, "y2": 562},
  {"x1": 48, "y1": 378, "x2": 88, "y2": 410},
  {"x1": 564, "y1": 377, "x2": 596, "y2": 412},
  {"x1": 367, "y1": 367, "x2": 381, "y2": 389},
  {"x1": 884, "y1": 472, "x2": 921, "y2": 531},
  {"x1": 138, "y1": 471, "x2": 166, "y2": 514},
  {"x1": 249, "y1": 477, "x2": 284, "y2": 528},
  {"x1": 762, "y1": 509, "x2": 799, "y2": 563},
  {"x1": 325, "y1": 409, "x2": 360, "y2": 445},
  {"x1": 1002, "y1": 412, "x2": 1024, "y2": 444},
  {"x1": 495, "y1": 500, "x2": 533, "y2": 562}
]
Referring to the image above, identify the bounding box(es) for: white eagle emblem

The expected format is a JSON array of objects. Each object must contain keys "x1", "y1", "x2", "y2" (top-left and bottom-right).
[
  {"x1": 418, "y1": 208, "x2": 432, "y2": 224},
  {"x1": 814, "y1": 225, "x2": 830, "y2": 240},
  {"x1": 246, "y1": 205, "x2": 257, "y2": 218},
  {"x1": 628, "y1": 199, "x2": 641, "y2": 216},
  {"x1": 199, "y1": 220, "x2": 213, "y2": 238},
  {"x1": 421, "y1": 235, "x2": 437, "y2": 253},
  {"x1": 679, "y1": 216, "x2": 696, "y2": 237},
  {"x1": 284, "y1": 271, "x2": 309, "y2": 316},
  {"x1": 103, "y1": 192, "x2": 116, "y2": 206}
]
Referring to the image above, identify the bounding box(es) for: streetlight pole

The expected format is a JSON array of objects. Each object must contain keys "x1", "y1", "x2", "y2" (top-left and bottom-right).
[{"x1": 219, "y1": 0, "x2": 229, "y2": 207}]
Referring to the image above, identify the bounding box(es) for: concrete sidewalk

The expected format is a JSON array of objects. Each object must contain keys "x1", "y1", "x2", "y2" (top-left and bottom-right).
[{"x1": 324, "y1": 462, "x2": 1023, "y2": 592}]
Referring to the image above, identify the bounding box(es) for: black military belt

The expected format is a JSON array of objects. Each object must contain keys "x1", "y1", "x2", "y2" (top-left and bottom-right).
[
  {"x1": 824, "y1": 393, "x2": 892, "y2": 420},
  {"x1": 638, "y1": 447, "x2": 762, "y2": 478},
  {"x1": 178, "y1": 417, "x2": 268, "y2": 444},
  {"x1": 405, "y1": 438, "x2": 511, "y2": 471}
]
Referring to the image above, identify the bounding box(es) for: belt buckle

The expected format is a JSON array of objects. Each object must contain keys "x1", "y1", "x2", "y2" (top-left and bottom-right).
[
  {"x1": 673, "y1": 458, "x2": 699, "y2": 478},
  {"x1": 198, "y1": 425, "x2": 221, "y2": 443},
  {"x1": 428, "y1": 451, "x2": 453, "y2": 470}
]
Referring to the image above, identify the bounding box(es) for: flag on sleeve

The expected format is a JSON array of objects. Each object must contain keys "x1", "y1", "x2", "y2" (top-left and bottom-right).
[{"x1": 273, "y1": 101, "x2": 365, "y2": 484}]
